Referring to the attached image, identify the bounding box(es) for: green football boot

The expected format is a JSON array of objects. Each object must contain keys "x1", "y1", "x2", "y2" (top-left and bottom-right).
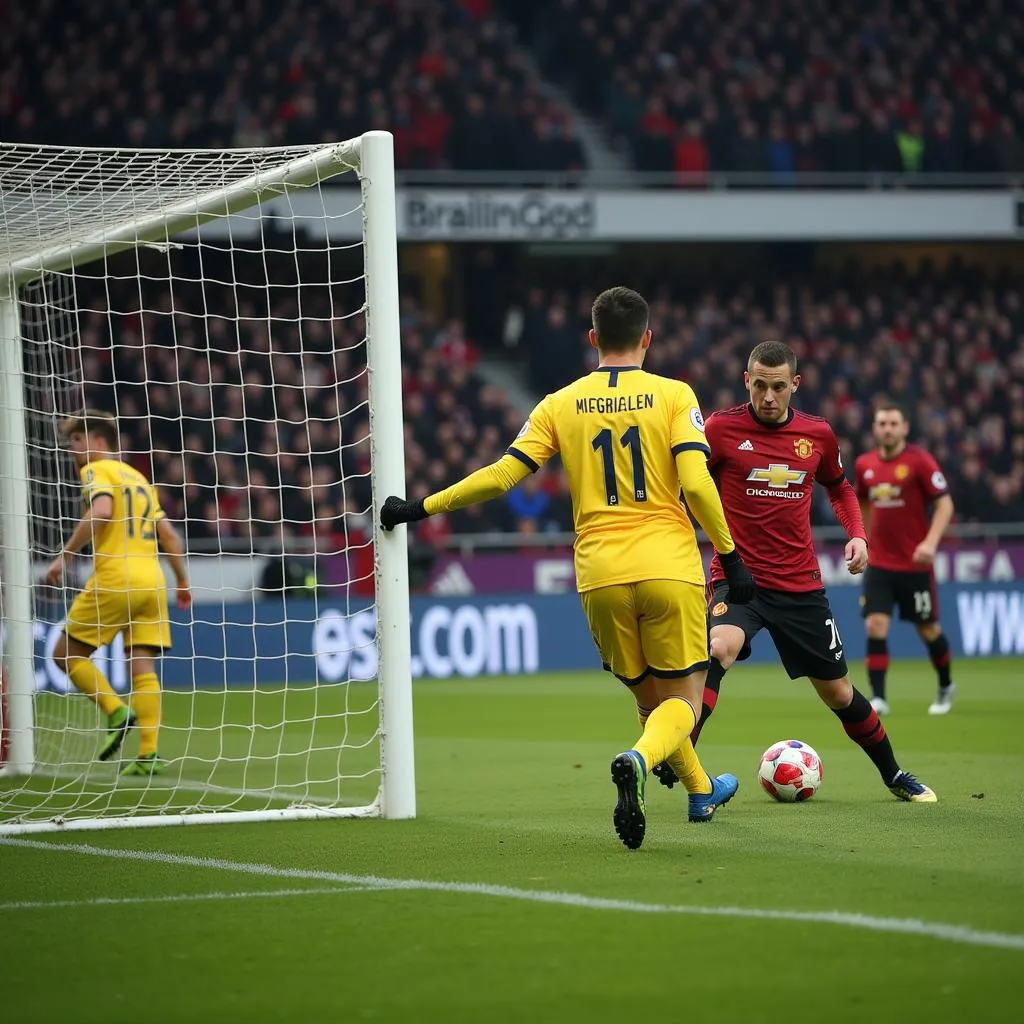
[
  {"x1": 120, "y1": 753, "x2": 165, "y2": 777},
  {"x1": 99, "y1": 706, "x2": 137, "y2": 762}
]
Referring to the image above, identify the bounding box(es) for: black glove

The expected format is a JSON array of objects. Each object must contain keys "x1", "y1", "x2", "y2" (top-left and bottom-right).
[
  {"x1": 380, "y1": 496, "x2": 428, "y2": 532},
  {"x1": 719, "y1": 549, "x2": 755, "y2": 604}
]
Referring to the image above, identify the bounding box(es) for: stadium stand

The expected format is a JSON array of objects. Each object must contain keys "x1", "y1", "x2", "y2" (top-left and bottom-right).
[
  {"x1": 2, "y1": 0, "x2": 584, "y2": 172},
  {"x1": 514, "y1": 0, "x2": 1024, "y2": 177},
  {"x1": 71, "y1": 252, "x2": 1024, "y2": 540},
  {"x1": 67, "y1": 254, "x2": 527, "y2": 555},
  {"x1": 501, "y1": 261, "x2": 1024, "y2": 526},
  {"x1": 8, "y1": 0, "x2": 1023, "y2": 177}
]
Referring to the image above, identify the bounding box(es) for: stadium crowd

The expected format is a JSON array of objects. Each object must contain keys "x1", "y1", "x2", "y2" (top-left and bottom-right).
[
  {"x1": 502, "y1": 261, "x2": 1024, "y2": 528},
  {"x1": 65, "y1": 257, "x2": 531, "y2": 557},
  {"x1": 517, "y1": 0, "x2": 1024, "y2": 177},
  {"x1": 3, "y1": 0, "x2": 584, "y2": 174},
  {"x1": 59, "y1": 252, "x2": 1024, "y2": 555},
  {"x1": 7, "y1": 0, "x2": 1024, "y2": 179}
]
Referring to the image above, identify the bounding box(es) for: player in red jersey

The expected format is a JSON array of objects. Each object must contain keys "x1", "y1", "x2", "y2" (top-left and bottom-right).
[
  {"x1": 855, "y1": 405, "x2": 956, "y2": 716},
  {"x1": 655, "y1": 341, "x2": 936, "y2": 803}
]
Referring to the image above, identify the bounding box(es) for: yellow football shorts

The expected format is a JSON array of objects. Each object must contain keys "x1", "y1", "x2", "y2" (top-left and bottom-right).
[
  {"x1": 579, "y1": 578, "x2": 709, "y2": 686},
  {"x1": 65, "y1": 579, "x2": 172, "y2": 651}
]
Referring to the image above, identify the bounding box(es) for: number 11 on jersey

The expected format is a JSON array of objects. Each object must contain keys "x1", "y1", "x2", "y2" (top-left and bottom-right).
[{"x1": 592, "y1": 426, "x2": 647, "y2": 505}]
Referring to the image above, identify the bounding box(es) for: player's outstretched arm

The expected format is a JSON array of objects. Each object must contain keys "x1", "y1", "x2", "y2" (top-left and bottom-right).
[
  {"x1": 675, "y1": 449, "x2": 755, "y2": 603},
  {"x1": 380, "y1": 454, "x2": 532, "y2": 531},
  {"x1": 156, "y1": 517, "x2": 192, "y2": 610},
  {"x1": 44, "y1": 494, "x2": 113, "y2": 586}
]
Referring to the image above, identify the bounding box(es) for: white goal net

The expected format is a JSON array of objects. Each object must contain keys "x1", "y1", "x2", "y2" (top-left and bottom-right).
[{"x1": 0, "y1": 133, "x2": 414, "y2": 834}]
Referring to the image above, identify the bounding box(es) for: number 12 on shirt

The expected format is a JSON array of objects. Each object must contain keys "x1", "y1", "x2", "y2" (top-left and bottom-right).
[
  {"x1": 592, "y1": 425, "x2": 647, "y2": 505},
  {"x1": 122, "y1": 484, "x2": 157, "y2": 540}
]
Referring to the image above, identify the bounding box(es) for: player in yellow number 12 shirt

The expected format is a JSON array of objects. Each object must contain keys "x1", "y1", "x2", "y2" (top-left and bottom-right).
[
  {"x1": 46, "y1": 411, "x2": 191, "y2": 775},
  {"x1": 381, "y1": 287, "x2": 755, "y2": 850}
]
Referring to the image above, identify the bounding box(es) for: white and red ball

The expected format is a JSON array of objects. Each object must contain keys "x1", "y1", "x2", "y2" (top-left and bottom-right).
[{"x1": 757, "y1": 740, "x2": 823, "y2": 802}]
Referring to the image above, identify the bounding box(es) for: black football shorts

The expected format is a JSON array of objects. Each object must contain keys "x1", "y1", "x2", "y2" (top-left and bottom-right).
[
  {"x1": 861, "y1": 566, "x2": 938, "y2": 624},
  {"x1": 708, "y1": 581, "x2": 849, "y2": 682}
]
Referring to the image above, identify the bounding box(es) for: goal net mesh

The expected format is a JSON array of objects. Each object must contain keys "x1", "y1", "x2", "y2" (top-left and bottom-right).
[{"x1": 0, "y1": 141, "x2": 390, "y2": 828}]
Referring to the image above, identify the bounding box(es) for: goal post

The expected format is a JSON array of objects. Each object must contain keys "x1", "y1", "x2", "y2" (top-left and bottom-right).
[
  {"x1": 0, "y1": 284, "x2": 35, "y2": 777},
  {"x1": 0, "y1": 131, "x2": 415, "y2": 832},
  {"x1": 360, "y1": 135, "x2": 416, "y2": 822}
]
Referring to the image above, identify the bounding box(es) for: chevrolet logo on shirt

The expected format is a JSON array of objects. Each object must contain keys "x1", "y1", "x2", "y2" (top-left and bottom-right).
[
  {"x1": 869, "y1": 482, "x2": 904, "y2": 508},
  {"x1": 746, "y1": 464, "x2": 808, "y2": 489},
  {"x1": 870, "y1": 482, "x2": 901, "y2": 502}
]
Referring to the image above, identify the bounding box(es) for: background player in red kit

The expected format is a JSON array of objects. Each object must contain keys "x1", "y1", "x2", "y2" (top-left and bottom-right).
[
  {"x1": 656, "y1": 341, "x2": 936, "y2": 803},
  {"x1": 855, "y1": 405, "x2": 956, "y2": 716}
]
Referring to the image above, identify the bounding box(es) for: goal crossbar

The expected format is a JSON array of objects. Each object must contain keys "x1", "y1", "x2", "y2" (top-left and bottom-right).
[{"x1": 0, "y1": 139, "x2": 360, "y2": 288}]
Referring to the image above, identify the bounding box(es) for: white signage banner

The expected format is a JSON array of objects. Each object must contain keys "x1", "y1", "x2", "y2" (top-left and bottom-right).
[{"x1": 192, "y1": 188, "x2": 1023, "y2": 243}]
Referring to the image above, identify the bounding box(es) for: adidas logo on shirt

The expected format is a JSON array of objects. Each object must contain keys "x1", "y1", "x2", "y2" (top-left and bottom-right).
[{"x1": 738, "y1": 440, "x2": 754, "y2": 451}]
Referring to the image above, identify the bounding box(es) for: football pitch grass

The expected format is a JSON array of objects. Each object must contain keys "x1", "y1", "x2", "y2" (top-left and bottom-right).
[{"x1": 2, "y1": 659, "x2": 1022, "y2": 1024}]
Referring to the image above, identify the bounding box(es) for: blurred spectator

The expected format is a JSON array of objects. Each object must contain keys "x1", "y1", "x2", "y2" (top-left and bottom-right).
[
  {"x1": 731, "y1": 120, "x2": 764, "y2": 173},
  {"x1": 674, "y1": 121, "x2": 710, "y2": 186},
  {"x1": 895, "y1": 120, "x2": 925, "y2": 175},
  {"x1": 506, "y1": 472, "x2": 551, "y2": 528},
  {"x1": 863, "y1": 111, "x2": 902, "y2": 175},
  {"x1": 964, "y1": 121, "x2": 998, "y2": 174},
  {"x1": 765, "y1": 123, "x2": 796, "y2": 182}
]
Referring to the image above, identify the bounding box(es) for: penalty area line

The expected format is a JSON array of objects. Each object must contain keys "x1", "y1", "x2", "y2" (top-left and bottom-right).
[{"x1": 3, "y1": 836, "x2": 1023, "y2": 952}]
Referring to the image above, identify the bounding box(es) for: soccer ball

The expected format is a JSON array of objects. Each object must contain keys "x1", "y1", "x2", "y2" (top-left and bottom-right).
[{"x1": 757, "y1": 740, "x2": 823, "y2": 802}]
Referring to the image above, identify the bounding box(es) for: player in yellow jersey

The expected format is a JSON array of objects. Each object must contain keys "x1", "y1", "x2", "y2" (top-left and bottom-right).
[
  {"x1": 382, "y1": 287, "x2": 755, "y2": 850},
  {"x1": 45, "y1": 411, "x2": 191, "y2": 775}
]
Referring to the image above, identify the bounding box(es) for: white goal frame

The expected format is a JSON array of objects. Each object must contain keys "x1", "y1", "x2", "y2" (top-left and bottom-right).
[{"x1": 0, "y1": 131, "x2": 415, "y2": 832}]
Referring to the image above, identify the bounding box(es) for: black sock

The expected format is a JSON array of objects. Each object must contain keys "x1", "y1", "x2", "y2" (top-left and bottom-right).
[
  {"x1": 865, "y1": 637, "x2": 889, "y2": 700},
  {"x1": 925, "y1": 633, "x2": 953, "y2": 690},
  {"x1": 690, "y1": 657, "x2": 726, "y2": 748},
  {"x1": 832, "y1": 687, "x2": 901, "y2": 785}
]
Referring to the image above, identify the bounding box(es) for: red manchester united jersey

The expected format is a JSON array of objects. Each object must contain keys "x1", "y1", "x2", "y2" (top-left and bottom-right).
[
  {"x1": 854, "y1": 444, "x2": 949, "y2": 572},
  {"x1": 707, "y1": 405, "x2": 847, "y2": 592}
]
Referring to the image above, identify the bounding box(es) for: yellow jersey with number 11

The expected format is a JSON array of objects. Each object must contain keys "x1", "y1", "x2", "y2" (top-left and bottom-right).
[{"x1": 508, "y1": 366, "x2": 710, "y2": 592}]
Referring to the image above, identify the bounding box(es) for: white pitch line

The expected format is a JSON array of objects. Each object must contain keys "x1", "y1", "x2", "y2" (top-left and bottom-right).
[
  {"x1": 31, "y1": 766, "x2": 355, "y2": 808},
  {"x1": 0, "y1": 886, "x2": 376, "y2": 912},
  {"x1": 3, "y1": 836, "x2": 1023, "y2": 952}
]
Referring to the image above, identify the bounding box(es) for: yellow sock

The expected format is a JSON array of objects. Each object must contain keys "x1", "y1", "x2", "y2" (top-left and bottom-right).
[
  {"x1": 131, "y1": 672, "x2": 161, "y2": 757},
  {"x1": 67, "y1": 659, "x2": 124, "y2": 718},
  {"x1": 633, "y1": 697, "x2": 697, "y2": 774},
  {"x1": 666, "y1": 741, "x2": 712, "y2": 795}
]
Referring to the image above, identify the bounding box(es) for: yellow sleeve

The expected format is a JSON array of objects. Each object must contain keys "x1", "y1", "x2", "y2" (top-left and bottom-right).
[
  {"x1": 506, "y1": 396, "x2": 559, "y2": 472},
  {"x1": 149, "y1": 481, "x2": 167, "y2": 521},
  {"x1": 675, "y1": 449, "x2": 735, "y2": 555},
  {"x1": 669, "y1": 382, "x2": 712, "y2": 458},
  {"x1": 80, "y1": 462, "x2": 114, "y2": 507},
  {"x1": 424, "y1": 454, "x2": 532, "y2": 516}
]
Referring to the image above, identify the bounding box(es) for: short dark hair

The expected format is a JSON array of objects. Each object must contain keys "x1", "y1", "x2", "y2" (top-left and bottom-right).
[
  {"x1": 748, "y1": 340, "x2": 797, "y2": 375},
  {"x1": 60, "y1": 409, "x2": 118, "y2": 450},
  {"x1": 873, "y1": 402, "x2": 908, "y2": 422},
  {"x1": 591, "y1": 286, "x2": 650, "y2": 353}
]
